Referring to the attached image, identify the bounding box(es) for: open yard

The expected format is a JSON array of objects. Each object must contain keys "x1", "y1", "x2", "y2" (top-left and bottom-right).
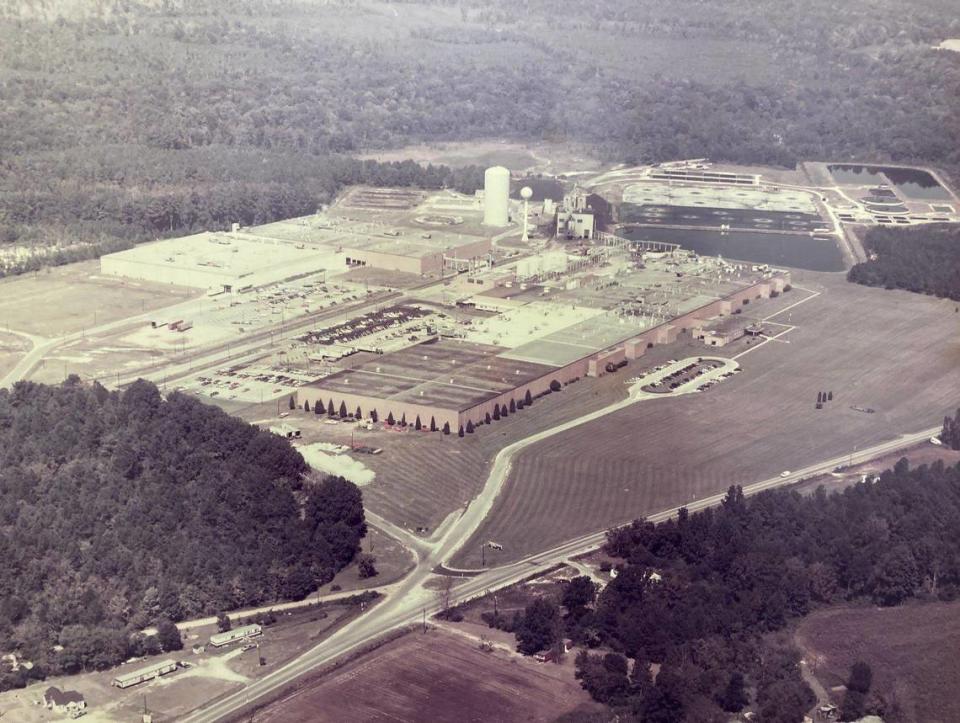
[
  {"x1": 250, "y1": 628, "x2": 596, "y2": 723},
  {"x1": 0, "y1": 261, "x2": 196, "y2": 337},
  {"x1": 796, "y1": 601, "x2": 960, "y2": 723},
  {"x1": 449, "y1": 272, "x2": 960, "y2": 567}
]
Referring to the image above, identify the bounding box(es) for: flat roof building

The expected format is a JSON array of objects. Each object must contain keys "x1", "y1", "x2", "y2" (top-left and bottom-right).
[
  {"x1": 209, "y1": 624, "x2": 263, "y2": 648},
  {"x1": 101, "y1": 231, "x2": 339, "y2": 294},
  {"x1": 112, "y1": 658, "x2": 178, "y2": 689}
]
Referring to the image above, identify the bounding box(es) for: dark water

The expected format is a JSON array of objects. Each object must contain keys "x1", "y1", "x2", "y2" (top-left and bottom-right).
[
  {"x1": 620, "y1": 203, "x2": 824, "y2": 232},
  {"x1": 623, "y1": 226, "x2": 845, "y2": 272},
  {"x1": 827, "y1": 164, "x2": 951, "y2": 201}
]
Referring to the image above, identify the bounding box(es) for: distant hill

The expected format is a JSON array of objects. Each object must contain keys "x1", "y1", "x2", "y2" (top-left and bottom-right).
[
  {"x1": 2, "y1": 0, "x2": 959, "y2": 275},
  {"x1": 0, "y1": 378, "x2": 365, "y2": 688}
]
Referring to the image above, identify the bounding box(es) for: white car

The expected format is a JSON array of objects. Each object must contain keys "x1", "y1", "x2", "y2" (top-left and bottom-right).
[{"x1": 780, "y1": 470, "x2": 791, "y2": 478}]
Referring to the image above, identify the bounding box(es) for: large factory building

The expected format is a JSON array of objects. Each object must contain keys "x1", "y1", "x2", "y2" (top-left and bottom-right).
[
  {"x1": 297, "y1": 339, "x2": 579, "y2": 432},
  {"x1": 298, "y1": 273, "x2": 790, "y2": 431}
]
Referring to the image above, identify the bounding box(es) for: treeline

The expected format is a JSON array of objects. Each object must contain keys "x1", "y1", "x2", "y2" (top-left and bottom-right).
[
  {"x1": 490, "y1": 459, "x2": 960, "y2": 722},
  {"x1": 848, "y1": 226, "x2": 960, "y2": 301},
  {"x1": 0, "y1": 379, "x2": 365, "y2": 690}
]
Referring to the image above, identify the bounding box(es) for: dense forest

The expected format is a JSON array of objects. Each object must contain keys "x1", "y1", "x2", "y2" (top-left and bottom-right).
[
  {"x1": 2, "y1": 0, "x2": 960, "y2": 274},
  {"x1": 487, "y1": 459, "x2": 960, "y2": 722},
  {"x1": 0, "y1": 379, "x2": 366, "y2": 690},
  {"x1": 847, "y1": 225, "x2": 960, "y2": 301}
]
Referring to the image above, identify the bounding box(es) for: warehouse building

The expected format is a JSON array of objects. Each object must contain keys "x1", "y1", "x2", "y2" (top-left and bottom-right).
[
  {"x1": 298, "y1": 339, "x2": 577, "y2": 431},
  {"x1": 100, "y1": 231, "x2": 338, "y2": 293},
  {"x1": 342, "y1": 233, "x2": 491, "y2": 275},
  {"x1": 101, "y1": 220, "x2": 494, "y2": 291}
]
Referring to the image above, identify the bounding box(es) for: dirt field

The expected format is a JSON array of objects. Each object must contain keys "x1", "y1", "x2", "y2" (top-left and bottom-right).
[
  {"x1": 796, "y1": 601, "x2": 960, "y2": 723},
  {"x1": 449, "y1": 272, "x2": 960, "y2": 567},
  {"x1": 0, "y1": 261, "x2": 196, "y2": 337},
  {"x1": 250, "y1": 628, "x2": 596, "y2": 723},
  {"x1": 356, "y1": 139, "x2": 604, "y2": 176}
]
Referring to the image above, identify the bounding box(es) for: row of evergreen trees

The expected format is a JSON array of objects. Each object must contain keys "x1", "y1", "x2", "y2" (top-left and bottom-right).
[{"x1": 294, "y1": 381, "x2": 565, "y2": 437}]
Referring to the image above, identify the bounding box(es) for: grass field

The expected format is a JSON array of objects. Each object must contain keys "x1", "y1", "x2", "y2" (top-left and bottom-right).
[
  {"x1": 796, "y1": 601, "x2": 960, "y2": 723},
  {"x1": 449, "y1": 272, "x2": 960, "y2": 567},
  {"x1": 250, "y1": 628, "x2": 595, "y2": 723},
  {"x1": 317, "y1": 524, "x2": 415, "y2": 596},
  {"x1": 0, "y1": 331, "x2": 31, "y2": 379},
  {"x1": 0, "y1": 261, "x2": 196, "y2": 337}
]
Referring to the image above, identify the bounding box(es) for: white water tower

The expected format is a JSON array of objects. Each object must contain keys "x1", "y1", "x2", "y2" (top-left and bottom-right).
[
  {"x1": 520, "y1": 186, "x2": 533, "y2": 241},
  {"x1": 483, "y1": 166, "x2": 510, "y2": 227}
]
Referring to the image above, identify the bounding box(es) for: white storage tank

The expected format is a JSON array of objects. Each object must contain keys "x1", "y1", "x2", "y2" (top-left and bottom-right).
[{"x1": 483, "y1": 166, "x2": 510, "y2": 227}]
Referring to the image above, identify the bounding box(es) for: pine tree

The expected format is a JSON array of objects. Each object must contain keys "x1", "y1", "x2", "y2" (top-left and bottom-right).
[
  {"x1": 458, "y1": 425, "x2": 464, "y2": 437},
  {"x1": 314, "y1": 401, "x2": 322, "y2": 415},
  {"x1": 430, "y1": 416, "x2": 437, "y2": 432},
  {"x1": 525, "y1": 389, "x2": 533, "y2": 405},
  {"x1": 466, "y1": 420, "x2": 474, "y2": 433},
  {"x1": 371, "y1": 409, "x2": 378, "y2": 423},
  {"x1": 288, "y1": 396, "x2": 295, "y2": 410},
  {"x1": 493, "y1": 406, "x2": 501, "y2": 421},
  {"x1": 415, "y1": 415, "x2": 422, "y2": 430},
  {"x1": 327, "y1": 399, "x2": 335, "y2": 416},
  {"x1": 719, "y1": 672, "x2": 748, "y2": 712},
  {"x1": 443, "y1": 421, "x2": 451, "y2": 435},
  {"x1": 339, "y1": 401, "x2": 348, "y2": 418},
  {"x1": 387, "y1": 412, "x2": 395, "y2": 426},
  {"x1": 356, "y1": 405, "x2": 362, "y2": 419},
  {"x1": 509, "y1": 399, "x2": 516, "y2": 413},
  {"x1": 303, "y1": 400, "x2": 310, "y2": 412}
]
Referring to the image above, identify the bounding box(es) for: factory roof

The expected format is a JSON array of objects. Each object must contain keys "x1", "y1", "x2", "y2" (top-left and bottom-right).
[
  {"x1": 102, "y1": 231, "x2": 338, "y2": 279},
  {"x1": 306, "y1": 339, "x2": 557, "y2": 411}
]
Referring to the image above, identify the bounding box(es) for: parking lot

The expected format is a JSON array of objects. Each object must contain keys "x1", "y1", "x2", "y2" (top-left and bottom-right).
[{"x1": 640, "y1": 358, "x2": 731, "y2": 393}]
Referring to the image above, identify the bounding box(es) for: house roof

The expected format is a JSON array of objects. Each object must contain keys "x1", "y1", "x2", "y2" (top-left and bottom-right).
[{"x1": 44, "y1": 686, "x2": 85, "y2": 705}]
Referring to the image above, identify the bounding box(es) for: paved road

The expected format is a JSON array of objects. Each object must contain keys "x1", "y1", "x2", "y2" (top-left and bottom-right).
[
  {"x1": 185, "y1": 357, "x2": 776, "y2": 722},
  {"x1": 183, "y1": 420, "x2": 937, "y2": 722}
]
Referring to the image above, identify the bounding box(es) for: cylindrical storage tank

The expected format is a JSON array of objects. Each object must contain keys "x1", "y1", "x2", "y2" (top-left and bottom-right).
[{"x1": 483, "y1": 166, "x2": 510, "y2": 227}]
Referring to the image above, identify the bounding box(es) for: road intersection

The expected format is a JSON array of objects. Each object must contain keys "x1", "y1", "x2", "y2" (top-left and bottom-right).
[{"x1": 180, "y1": 351, "x2": 939, "y2": 722}]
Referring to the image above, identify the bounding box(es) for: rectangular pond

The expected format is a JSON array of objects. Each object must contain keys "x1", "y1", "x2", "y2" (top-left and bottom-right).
[
  {"x1": 827, "y1": 164, "x2": 951, "y2": 201},
  {"x1": 623, "y1": 226, "x2": 845, "y2": 272}
]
